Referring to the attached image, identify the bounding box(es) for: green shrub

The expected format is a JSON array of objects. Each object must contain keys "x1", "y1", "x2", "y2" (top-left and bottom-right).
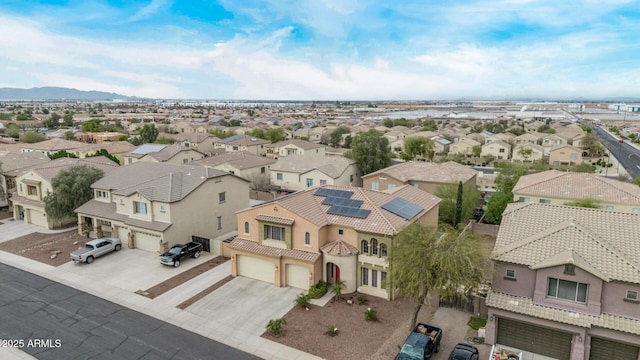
[
  {"x1": 357, "y1": 294, "x2": 367, "y2": 305},
  {"x1": 326, "y1": 325, "x2": 339, "y2": 336},
  {"x1": 294, "y1": 293, "x2": 310, "y2": 309},
  {"x1": 365, "y1": 308, "x2": 378, "y2": 322},
  {"x1": 467, "y1": 316, "x2": 487, "y2": 330},
  {"x1": 266, "y1": 318, "x2": 286, "y2": 336},
  {"x1": 308, "y1": 280, "x2": 328, "y2": 299}
]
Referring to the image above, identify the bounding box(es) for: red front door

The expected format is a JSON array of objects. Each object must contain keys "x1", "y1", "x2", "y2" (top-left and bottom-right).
[{"x1": 335, "y1": 265, "x2": 340, "y2": 281}]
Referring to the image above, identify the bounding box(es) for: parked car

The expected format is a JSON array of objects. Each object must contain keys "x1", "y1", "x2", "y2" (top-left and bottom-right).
[
  {"x1": 160, "y1": 242, "x2": 203, "y2": 268},
  {"x1": 70, "y1": 237, "x2": 122, "y2": 264},
  {"x1": 395, "y1": 323, "x2": 442, "y2": 360},
  {"x1": 448, "y1": 343, "x2": 479, "y2": 360}
]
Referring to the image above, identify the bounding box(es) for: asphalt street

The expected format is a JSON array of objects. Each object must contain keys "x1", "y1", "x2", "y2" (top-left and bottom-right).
[
  {"x1": 592, "y1": 126, "x2": 640, "y2": 179},
  {"x1": 0, "y1": 263, "x2": 260, "y2": 360}
]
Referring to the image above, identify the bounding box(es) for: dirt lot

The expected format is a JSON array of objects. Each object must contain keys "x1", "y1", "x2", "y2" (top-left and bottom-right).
[
  {"x1": 0, "y1": 230, "x2": 88, "y2": 267},
  {"x1": 263, "y1": 294, "x2": 440, "y2": 360}
]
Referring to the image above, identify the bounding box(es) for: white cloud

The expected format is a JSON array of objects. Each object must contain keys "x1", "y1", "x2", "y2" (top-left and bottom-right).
[{"x1": 125, "y1": 0, "x2": 172, "y2": 23}]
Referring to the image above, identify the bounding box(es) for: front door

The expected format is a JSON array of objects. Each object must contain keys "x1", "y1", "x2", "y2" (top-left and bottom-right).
[{"x1": 335, "y1": 266, "x2": 340, "y2": 281}]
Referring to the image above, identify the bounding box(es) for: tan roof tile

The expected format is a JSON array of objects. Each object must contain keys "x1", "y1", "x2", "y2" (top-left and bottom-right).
[
  {"x1": 265, "y1": 139, "x2": 324, "y2": 150},
  {"x1": 363, "y1": 161, "x2": 477, "y2": 184},
  {"x1": 228, "y1": 238, "x2": 320, "y2": 262},
  {"x1": 255, "y1": 215, "x2": 295, "y2": 225},
  {"x1": 487, "y1": 291, "x2": 640, "y2": 335},
  {"x1": 271, "y1": 155, "x2": 355, "y2": 178},
  {"x1": 196, "y1": 151, "x2": 276, "y2": 169},
  {"x1": 321, "y1": 240, "x2": 359, "y2": 255},
  {"x1": 494, "y1": 203, "x2": 640, "y2": 283}
]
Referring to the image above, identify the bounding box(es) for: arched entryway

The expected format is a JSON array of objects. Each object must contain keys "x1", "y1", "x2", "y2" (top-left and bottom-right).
[{"x1": 326, "y1": 262, "x2": 340, "y2": 284}]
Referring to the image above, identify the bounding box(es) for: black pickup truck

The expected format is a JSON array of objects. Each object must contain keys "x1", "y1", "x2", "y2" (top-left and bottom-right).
[
  {"x1": 395, "y1": 323, "x2": 443, "y2": 360},
  {"x1": 160, "y1": 242, "x2": 203, "y2": 268}
]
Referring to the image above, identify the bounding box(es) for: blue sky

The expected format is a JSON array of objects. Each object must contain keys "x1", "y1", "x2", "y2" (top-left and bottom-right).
[{"x1": 0, "y1": 0, "x2": 638, "y2": 100}]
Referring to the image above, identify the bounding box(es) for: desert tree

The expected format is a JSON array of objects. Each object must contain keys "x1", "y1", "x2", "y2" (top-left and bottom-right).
[
  {"x1": 44, "y1": 165, "x2": 105, "y2": 220},
  {"x1": 435, "y1": 182, "x2": 481, "y2": 227},
  {"x1": 400, "y1": 137, "x2": 435, "y2": 161},
  {"x1": 345, "y1": 130, "x2": 391, "y2": 175}
]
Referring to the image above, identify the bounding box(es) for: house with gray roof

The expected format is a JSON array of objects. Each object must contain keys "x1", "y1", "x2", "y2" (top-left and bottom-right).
[
  {"x1": 75, "y1": 162, "x2": 249, "y2": 255},
  {"x1": 10, "y1": 157, "x2": 119, "y2": 229},
  {"x1": 195, "y1": 151, "x2": 276, "y2": 182},
  {"x1": 123, "y1": 144, "x2": 204, "y2": 165},
  {"x1": 362, "y1": 161, "x2": 478, "y2": 194},
  {"x1": 213, "y1": 134, "x2": 270, "y2": 156},
  {"x1": 270, "y1": 155, "x2": 360, "y2": 193},
  {"x1": 164, "y1": 132, "x2": 218, "y2": 155},
  {"x1": 512, "y1": 170, "x2": 640, "y2": 213},
  {"x1": 485, "y1": 203, "x2": 640, "y2": 359},
  {"x1": 264, "y1": 139, "x2": 325, "y2": 159},
  {"x1": 0, "y1": 151, "x2": 51, "y2": 208},
  {"x1": 227, "y1": 184, "x2": 440, "y2": 299}
]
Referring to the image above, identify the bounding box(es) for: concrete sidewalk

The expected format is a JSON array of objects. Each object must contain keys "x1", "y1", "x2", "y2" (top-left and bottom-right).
[{"x1": 0, "y1": 251, "x2": 322, "y2": 360}]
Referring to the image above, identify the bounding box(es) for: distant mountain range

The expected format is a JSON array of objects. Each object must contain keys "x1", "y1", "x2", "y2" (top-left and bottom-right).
[{"x1": 0, "y1": 87, "x2": 139, "y2": 101}]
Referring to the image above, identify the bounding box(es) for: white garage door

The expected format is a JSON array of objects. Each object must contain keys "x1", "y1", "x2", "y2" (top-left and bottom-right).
[
  {"x1": 28, "y1": 208, "x2": 49, "y2": 228},
  {"x1": 116, "y1": 226, "x2": 129, "y2": 245},
  {"x1": 286, "y1": 264, "x2": 310, "y2": 290},
  {"x1": 237, "y1": 255, "x2": 275, "y2": 284},
  {"x1": 134, "y1": 232, "x2": 161, "y2": 253}
]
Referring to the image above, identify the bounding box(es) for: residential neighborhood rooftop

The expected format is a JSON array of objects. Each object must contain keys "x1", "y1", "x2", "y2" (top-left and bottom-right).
[
  {"x1": 364, "y1": 161, "x2": 478, "y2": 184},
  {"x1": 271, "y1": 155, "x2": 356, "y2": 178},
  {"x1": 196, "y1": 151, "x2": 276, "y2": 169}
]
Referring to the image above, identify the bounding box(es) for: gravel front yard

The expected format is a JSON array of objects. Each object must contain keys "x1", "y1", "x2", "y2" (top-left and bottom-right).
[
  {"x1": 0, "y1": 229, "x2": 87, "y2": 266},
  {"x1": 262, "y1": 294, "x2": 437, "y2": 360}
]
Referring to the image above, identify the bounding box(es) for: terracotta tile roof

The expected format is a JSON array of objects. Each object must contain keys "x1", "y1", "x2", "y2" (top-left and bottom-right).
[
  {"x1": 228, "y1": 238, "x2": 320, "y2": 262},
  {"x1": 75, "y1": 141, "x2": 135, "y2": 154},
  {"x1": 255, "y1": 215, "x2": 295, "y2": 225},
  {"x1": 20, "y1": 138, "x2": 85, "y2": 152},
  {"x1": 363, "y1": 161, "x2": 477, "y2": 184},
  {"x1": 320, "y1": 240, "x2": 359, "y2": 255},
  {"x1": 196, "y1": 151, "x2": 276, "y2": 169},
  {"x1": 265, "y1": 139, "x2": 324, "y2": 150},
  {"x1": 494, "y1": 203, "x2": 640, "y2": 283},
  {"x1": 513, "y1": 170, "x2": 640, "y2": 205},
  {"x1": 271, "y1": 155, "x2": 356, "y2": 178},
  {"x1": 487, "y1": 291, "x2": 640, "y2": 335},
  {"x1": 250, "y1": 184, "x2": 440, "y2": 236}
]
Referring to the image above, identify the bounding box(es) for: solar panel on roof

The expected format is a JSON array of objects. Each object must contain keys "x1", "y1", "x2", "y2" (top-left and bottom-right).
[
  {"x1": 314, "y1": 188, "x2": 354, "y2": 199},
  {"x1": 327, "y1": 205, "x2": 370, "y2": 219},
  {"x1": 322, "y1": 197, "x2": 364, "y2": 208},
  {"x1": 131, "y1": 144, "x2": 166, "y2": 155},
  {"x1": 381, "y1": 197, "x2": 424, "y2": 220}
]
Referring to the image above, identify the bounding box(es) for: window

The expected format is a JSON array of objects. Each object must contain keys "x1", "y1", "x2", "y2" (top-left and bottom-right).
[
  {"x1": 276, "y1": 173, "x2": 283, "y2": 180},
  {"x1": 380, "y1": 244, "x2": 387, "y2": 257},
  {"x1": 605, "y1": 205, "x2": 614, "y2": 211},
  {"x1": 633, "y1": 208, "x2": 640, "y2": 214},
  {"x1": 265, "y1": 225, "x2": 285, "y2": 241},
  {"x1": 350, "y1": 174, "x2": 354, "y2": 183},
  {"x1": 518, "y1": 197, "x2": 530, "y2": 203},
  {"x1": 261, "y1": 167, "x2": 265, "y2": 174},
  {"x1": 361, "y1": 240, "x2": 369, "y2": 254},
  {"x1": 232, "y1": 146, "x2": 239, "y2": 151},
  {"x1": 625, "y1": 290, "x2": 638, "y2": 302},
  {"x1": 371, "y1": 182, "x2": 379, "y2": 190},
  {"x1": 183, "y1": 159, "x2": 188, "y2": 164},
  {"x1": 320, "y1": 179, "x2": 327, "y2": 185},
  {"x1": 372, "y1": 269, "x2": 378, "y2": 287},
  {"x1": 381, "y1": 271, "x2": 387, "y2": 289},
  {"x1": 361, "y1": 268, "x2": 368, "y2": 285},
  {"x1": 219, "y1": 192, "x2": 226, "y2": 203},
  {"x1": 564, "y1": 264, "x2": 575, "y2": 275},
  {"x1": 134, "y1": 201, "x2": 147, "y2": 214},
  {"x1": 96, "y1": 190, "x2": 108, "y2": 199},
  {"x1": 27, "y1": 185, "x2": 37, "y2": 196},
  {"x1": 539, "y1": 199, "x2": 551, "y2": 204},
  {"x1": 160, "y1": 205, "x2": 166, "y2": 213},
  {"x1": 505, "y1": 269, "x2": 516, "y2": 280},
  {"x1": 127, "y1": 158, "x2": 132, "y2": 164},
  {"x1": 217, "y1": 216, "x2": 222, "y2": 230},
  {"x1": 371, "y1": 238, "x2": 378, "y2": 256},
  {"x1": 306, "y1": 178, "x2": 313, "y2": 187},
  {"x1": 338, "y1": 229, "x2": 344, "y2": 235},
  {"x1": 244, "y1": 221, "x2": 249, "y2": 234},
  {"x1": 547, "y1": 278, "x2": 588, "y2": 303},
  {"x1": 305, "y1": 232, "x2": 310, "y2": 246},
  {"x1": 499, "y1": 148, "x2": 505, "y2": 153},
  {"x1": 387, "y1": 183, "x2": 395, "y2": 190},
  {"x1": 570, "y1": 153, "x2": 578, "y2": 159}
]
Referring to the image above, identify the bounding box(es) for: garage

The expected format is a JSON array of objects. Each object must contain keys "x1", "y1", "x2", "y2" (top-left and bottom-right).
[
  {"x1": 116, "y1": 226, "x2": 129, "y2": 244},
  {"x1": 286, "y1": 264, "x2": 310, "y2": 290},
  {"x1": 497, "y1": 318, "x2": 572, "y2": 359},
  {"x1": 133, "y1": 231, "x2": 161, "y2": 253},
  {"x1": 27, "y1": 208, "x2": 49, "y2": 228},
  {"x1": 589, "y1": 337, "x2": 639, "y2": 360},
  {"x1": 237, "y1": 255, "x2": 275, "y2": 284}
]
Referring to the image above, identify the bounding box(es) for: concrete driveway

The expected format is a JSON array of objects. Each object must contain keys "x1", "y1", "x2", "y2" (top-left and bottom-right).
[
  {"x1": 51, "y1": 247, "x2": 218, "y2": 293},
  {"x1": 0, "y1": 218, "x2": 72, "y2": 243},
  {"x1": 184, "y1": 276, "x2": 301, "y2": 336},
  {"x1": 429, "y1": 307, "x2": 491, "y2": 359}
]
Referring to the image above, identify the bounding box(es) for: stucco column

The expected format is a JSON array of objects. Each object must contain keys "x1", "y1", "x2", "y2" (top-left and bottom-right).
[
  {"x1": 484, "y1": 311, "x2": 497, "y2": 345},
  {"x1": 94, "y1": 225, "x2": 103, "y2": 238},
  {"x1": 571, "y1": 333, "x2": 586, "y2": 360}
]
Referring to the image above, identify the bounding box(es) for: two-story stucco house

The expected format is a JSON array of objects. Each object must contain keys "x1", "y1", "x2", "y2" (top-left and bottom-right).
[
  {"x1": 540, "y1": 134, "x2": 568, "y2": 156},
  {"x1": 164, "y1": 132, "x2": 218, "y2": 156},
  {"x1": 123, "y1": 144, "x2": 205, "y2": 166},
  {"x1": 226, "y1": 184, "x2": 440, "y2": 299},
  {"x1": 512, "y1": 170, "x2": 640, "y2": 213},
  {"x1": 75, "y1": 162, "x2": 250, "y2": 255},
  {"x1": 196, "y1": 151, "x2": 276, "y2": 181},
  {"x1": 270, "y1": 155, "x2": 361, "y2": 193},
  {"x1": 511, "y1": 144, "x2": 545, "y2": 163},
  {"x1": 549, "y1": 145, "x2": 583, "y2": 167},
  {"x1": 481, "y1": 140, "x2": 512, "y2": 160},
  {"x1": 213, "y1": 134, "x2": 270, "y2": 156},
  {"x1": 10, "y1": 157, "x2": 119, "y2": 229},
  {"x1": 449, "y1": 137, "x2": 482, "y2": 157},
  {"x1": 485, "y1": 203, "x2": 640, "y2": 359},
  {"x1": 20, "y1": 138, "x2": 86, "y2": 157},
  {"x1": 362, "y1": 161, "x2": 478, "y2": 194},
  {"x1": 265, "y1": 139, "x2": 325, "y2": 159},
  {"x1": 0, "y1": 151, "x2": 51, "y2": 209}
]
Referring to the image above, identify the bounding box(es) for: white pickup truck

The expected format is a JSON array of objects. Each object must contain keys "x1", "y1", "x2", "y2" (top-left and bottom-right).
[{"x1": 70, "y1": 237, "x2": 122, "y2": 264}]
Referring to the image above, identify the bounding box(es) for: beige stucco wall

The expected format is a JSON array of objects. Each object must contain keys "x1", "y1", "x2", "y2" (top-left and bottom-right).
[
  {"x1": 363, "y1": 174, "x2": 476, "y2": 196},
  {"x1": 481, "y1": 143, "x2": 511, "y2": 160},
  {"x1": 549, "y1": 147, "x2": 582, "y2": 166}
]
